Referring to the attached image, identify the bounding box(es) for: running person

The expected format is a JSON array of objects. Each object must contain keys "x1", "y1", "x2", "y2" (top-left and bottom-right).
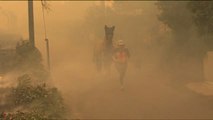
[{"x1": 113, "y1": 40, "x2": 130, "y2": 89}]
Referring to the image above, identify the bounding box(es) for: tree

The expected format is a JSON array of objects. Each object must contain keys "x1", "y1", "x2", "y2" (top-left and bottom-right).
[
  {"x1": 156, "y1": 1, "x2": 213, "y2": 82},
  {"x1": 188, "y1": 1, "x2": 213, "y2": 51}
]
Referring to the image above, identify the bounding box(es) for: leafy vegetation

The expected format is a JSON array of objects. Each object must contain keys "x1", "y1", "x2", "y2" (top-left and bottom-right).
[
  {"x1": 187, "y1": 1, "x2": 213, "y2": 50},
  {"x1": 0, "y1": 40, "x2": 66, "y2": 119},
  {"x1": 156, "y1": 1, "x2": 211, "y2": 82},
  {"x1": 1, "y1": 74, "x2": 66, "y2": 120}
]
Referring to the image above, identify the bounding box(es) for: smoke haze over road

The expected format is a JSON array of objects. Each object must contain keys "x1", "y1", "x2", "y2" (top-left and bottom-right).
[{"x1": 1, "y1": 1, "x2": 213, "y2": 119}]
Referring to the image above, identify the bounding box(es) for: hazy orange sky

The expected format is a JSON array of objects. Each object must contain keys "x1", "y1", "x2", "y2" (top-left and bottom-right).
[
  {"x1": 0, "y1": 1, "x2": 115, "y2": 37},
  {"x1": 2, "y1": 2, "x2": 213, "y2": 119},
  {"x1": 0, "y1": 1, "x2": 93, "y2": 47}
]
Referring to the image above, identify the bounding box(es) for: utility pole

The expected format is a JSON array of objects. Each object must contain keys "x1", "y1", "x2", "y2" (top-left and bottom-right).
[
  {"x1": 28, "y1": 0, "x2": 35, "y2": 47},
  {"x1": 41, "y1": 0, "x2": 51, "y2": 71},
  {"x1": 45, "y1": 38, "x2": 50, "y2": 71}
]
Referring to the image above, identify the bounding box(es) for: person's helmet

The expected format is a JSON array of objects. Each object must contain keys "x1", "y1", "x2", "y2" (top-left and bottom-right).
[{"x1": 117, "y1": 40, "x2": 125, "y2": 46}]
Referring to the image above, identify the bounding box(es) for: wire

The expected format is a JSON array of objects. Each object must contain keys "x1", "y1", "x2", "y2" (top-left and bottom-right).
[
  {"x1": 41, "y1": 0, "x2": 47, "y2": 39},
  {"x1": 41, "y1": 0, "x2": 51, "y2": 72}
]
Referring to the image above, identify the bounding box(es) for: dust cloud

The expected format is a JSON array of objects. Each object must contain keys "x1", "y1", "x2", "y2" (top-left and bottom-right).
[{"x1": 1, "y1": 1, "x2": 213, "y2": 119}]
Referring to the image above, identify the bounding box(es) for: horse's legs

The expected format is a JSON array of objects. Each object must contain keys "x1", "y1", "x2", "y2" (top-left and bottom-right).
[{"x1": 103, "y1": 61, "x2": 111, "y2": 79}]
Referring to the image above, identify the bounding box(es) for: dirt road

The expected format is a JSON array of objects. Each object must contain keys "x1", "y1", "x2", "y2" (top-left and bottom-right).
[{"x1": 52, "y1": 61, "x2": 213, "y2": 119}]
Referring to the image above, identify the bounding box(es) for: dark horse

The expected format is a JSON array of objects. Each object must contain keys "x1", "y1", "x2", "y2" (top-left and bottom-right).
[{"x1": 94, "y1": 25, "x2": 115, "y2": 73}]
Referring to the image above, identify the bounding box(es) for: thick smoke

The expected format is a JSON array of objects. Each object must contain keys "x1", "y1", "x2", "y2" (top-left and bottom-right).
[{"x1": 1, "y1": 1, "x2": 213, "y2": 119}]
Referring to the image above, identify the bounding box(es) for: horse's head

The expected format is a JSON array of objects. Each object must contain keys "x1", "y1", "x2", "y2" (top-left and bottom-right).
[{"x1": 104, "y1": 25, "x2": 115, "y2": 46}]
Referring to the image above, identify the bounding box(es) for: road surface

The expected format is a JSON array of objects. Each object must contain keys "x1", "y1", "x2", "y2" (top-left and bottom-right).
[{"x1": 52, "y1": 61, "x2": 213, "y2": 119}]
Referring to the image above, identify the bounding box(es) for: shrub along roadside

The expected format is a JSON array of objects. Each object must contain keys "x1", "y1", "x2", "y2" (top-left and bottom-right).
[{"x1": 1, "y1": 74, "x2": 67, "y2": 120}]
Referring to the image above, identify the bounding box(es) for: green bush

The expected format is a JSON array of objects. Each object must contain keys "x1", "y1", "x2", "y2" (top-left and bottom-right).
[{"x1": 5, "y1": 74, "x2": 66, "y2": 119}]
